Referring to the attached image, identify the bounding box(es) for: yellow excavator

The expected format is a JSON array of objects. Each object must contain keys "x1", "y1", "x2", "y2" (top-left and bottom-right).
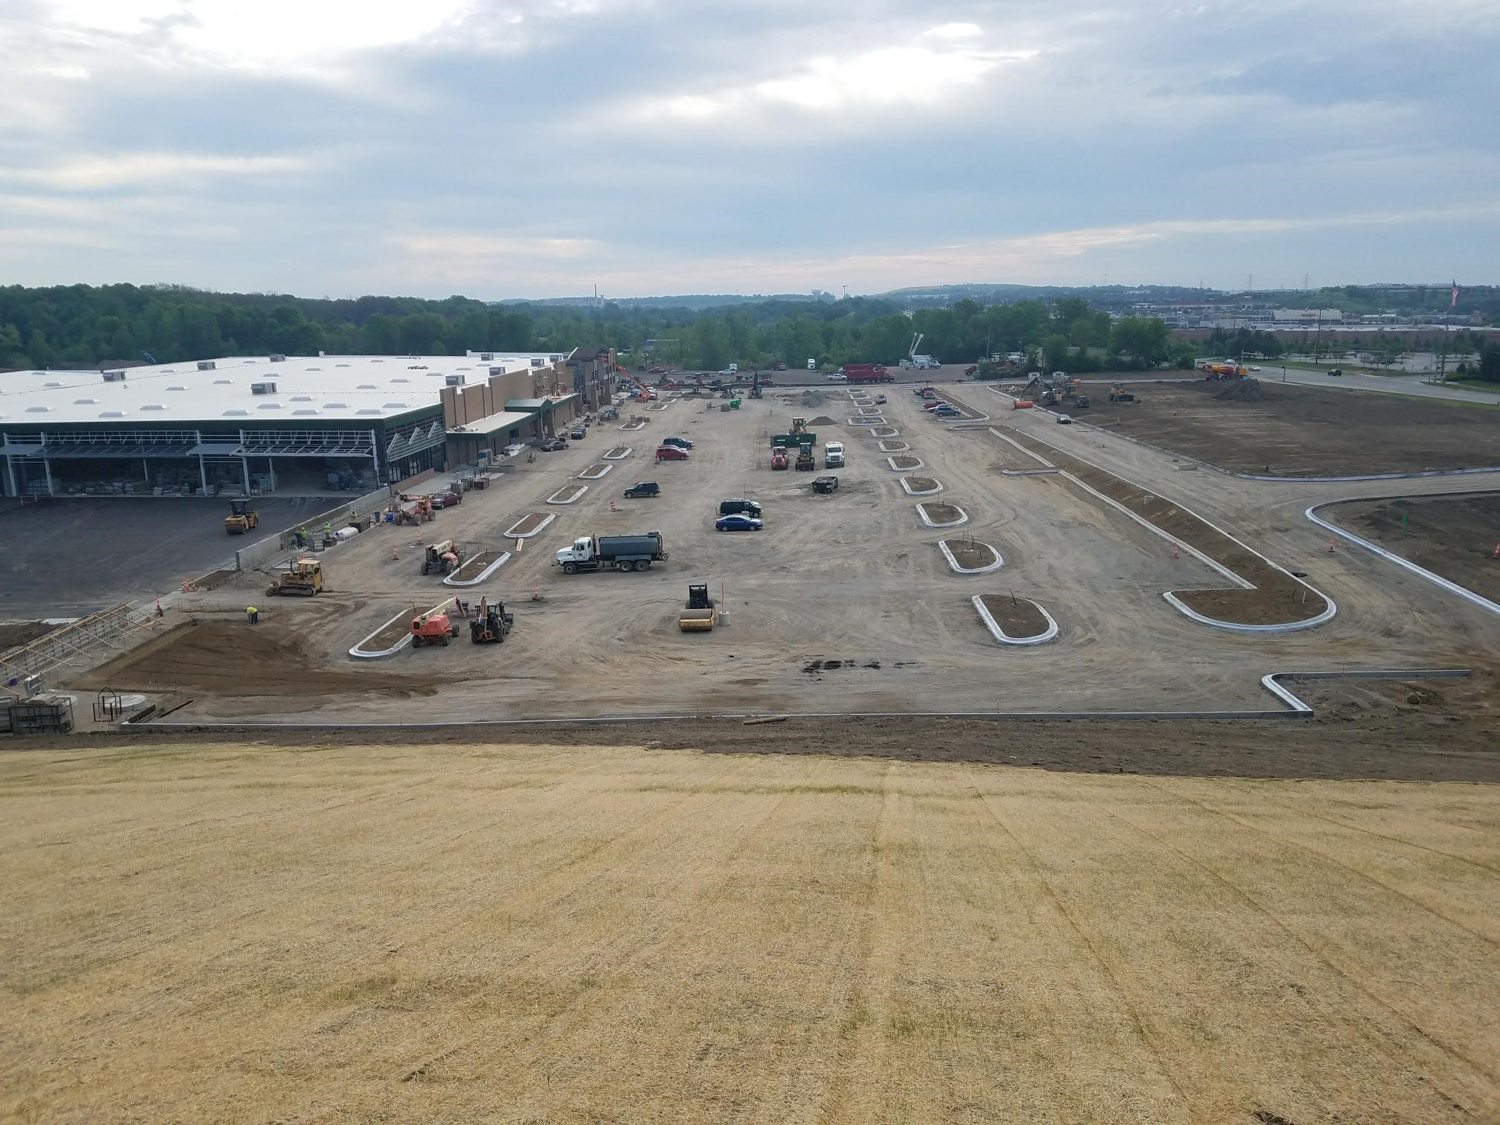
[{"x1": 224, "y1": 499, "x2": 259, "y2": 535}]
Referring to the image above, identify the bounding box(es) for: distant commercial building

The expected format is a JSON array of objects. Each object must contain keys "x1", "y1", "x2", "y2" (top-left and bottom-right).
[
  {"x1": 1271, "y1": 309, "x2": 1344, "y2": 324},
  {"x1": 0, "y1": 348, "x2": 611, "y2": 498}
]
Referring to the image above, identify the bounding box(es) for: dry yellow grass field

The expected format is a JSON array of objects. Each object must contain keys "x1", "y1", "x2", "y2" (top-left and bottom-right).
[{"x1": 1, "y1": 740, "x2": 1497, "y2": 1124}]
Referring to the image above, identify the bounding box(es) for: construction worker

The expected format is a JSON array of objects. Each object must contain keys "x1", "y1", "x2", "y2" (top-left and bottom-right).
[
  {"x1": 246, "y1": 605, "x2": 259, "y2": 625},
  {"x1": 322, "y1": 521, "x2": 332, "y2": 537}
]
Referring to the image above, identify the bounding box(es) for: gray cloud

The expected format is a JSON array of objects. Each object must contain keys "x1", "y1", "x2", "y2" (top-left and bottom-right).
[{"x1": 1, "y1": 0, "x2": 1496, "y2": 295}]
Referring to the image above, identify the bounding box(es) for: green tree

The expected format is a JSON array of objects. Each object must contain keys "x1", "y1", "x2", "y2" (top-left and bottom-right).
[{"x1": 1042, "y1": 334, "x2": 1069, "y2": 371}]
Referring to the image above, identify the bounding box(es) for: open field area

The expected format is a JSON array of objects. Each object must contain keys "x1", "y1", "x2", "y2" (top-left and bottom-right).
[
  {"x1": 2, "y1": 739, "x2": 1498, "y2": 1124},
  {"x1": 1076, "y1": 379, "x2": 1500, "y2": 476},
  {"x1": 0, "y1": 495, "x2": 336, "y2": 618},
  {"x1": 1328, "y1": 492, "x2": 1500, "y2": 601}
]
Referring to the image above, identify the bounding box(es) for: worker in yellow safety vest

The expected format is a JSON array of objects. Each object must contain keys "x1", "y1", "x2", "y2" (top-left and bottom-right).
[{"x1": 246, "y1": 606, "x2": 259, "y2": 625}]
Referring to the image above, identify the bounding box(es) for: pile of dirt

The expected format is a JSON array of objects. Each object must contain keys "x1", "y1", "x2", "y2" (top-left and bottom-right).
[
  {"x1": 79, "y1": 618, "x2": 441, "y2": 698},
  {"x1": 979, "y1": 593, "x2": 1049, "y2": 638},
  {"x1": 1214, "y1": 377, "x2": 1264, "y2": 401},
  {"x1": 945, "y1": 540, "x2": 996, "y2": 570},
  {"x1": 806, "y1": 415, "x2": 836, "y2": 426},
  {"x1": 799, "y1": 390, "x2": 826, "y2": 407}
]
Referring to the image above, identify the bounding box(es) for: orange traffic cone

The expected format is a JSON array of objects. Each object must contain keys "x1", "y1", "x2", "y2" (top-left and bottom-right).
[
  {"x1": 1328, "y1": 536, "x2": 1336, "y2": 553},
  {"x1": 1491, "y1": 542, "x2": 1500, "y2": 560},
  {"x1": 1172, "y1": 543, "x2": 1179, "y2": 558},
  {"x1": 391, "y1": 547, "x2": 399, "y2": 560}
]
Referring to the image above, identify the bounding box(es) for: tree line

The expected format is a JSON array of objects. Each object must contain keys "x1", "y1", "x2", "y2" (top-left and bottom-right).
[{"x1": 0, "y1": 283, "x2": 1183, "y2": 374}]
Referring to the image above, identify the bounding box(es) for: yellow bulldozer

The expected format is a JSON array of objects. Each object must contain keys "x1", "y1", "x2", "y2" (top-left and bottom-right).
[
  {"x1": 224, "y1": 499, "x2": 259, "y2": 535},
  {"x1": 266, "y1": 558, "x2": 324, "y2": 597}
]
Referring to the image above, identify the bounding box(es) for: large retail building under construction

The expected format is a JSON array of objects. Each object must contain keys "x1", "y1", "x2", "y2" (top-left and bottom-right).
[{"x1": 0, "y1": 348, "x2": 616, "y2": 498}]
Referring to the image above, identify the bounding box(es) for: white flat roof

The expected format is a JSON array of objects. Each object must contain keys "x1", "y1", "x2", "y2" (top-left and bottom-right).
[{"x1": 0, "y1": 352, "x2": 569, "y2": 428}]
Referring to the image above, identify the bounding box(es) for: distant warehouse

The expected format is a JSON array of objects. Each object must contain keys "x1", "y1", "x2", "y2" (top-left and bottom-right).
[{"x1": 0, "y1": 348, "x2": 617, "y2": 498}]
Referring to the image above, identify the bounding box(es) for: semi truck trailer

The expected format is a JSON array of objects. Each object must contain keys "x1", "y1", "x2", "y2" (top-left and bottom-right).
[{"x1": 554, "y1": 531, "x2": 667, "y2": 574}]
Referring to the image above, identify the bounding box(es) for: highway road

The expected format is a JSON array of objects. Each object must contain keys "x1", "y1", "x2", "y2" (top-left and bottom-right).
[{"x1": 1080, "y1": 367, "x2": 1500, "y2": 405}]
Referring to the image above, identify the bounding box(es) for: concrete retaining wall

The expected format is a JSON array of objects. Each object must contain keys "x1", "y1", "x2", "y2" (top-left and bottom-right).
[{"x1": 234, "y1": 486, "x2": 389, "y2": 572}]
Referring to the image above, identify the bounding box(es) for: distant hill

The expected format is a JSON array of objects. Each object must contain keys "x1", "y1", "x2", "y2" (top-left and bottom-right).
[
  {"x1": 875, "y1": 283, "x2": 1220, "y2": 308},
  {"x1": 495, "y1": 293, "x2": 835, "y2": 311}
]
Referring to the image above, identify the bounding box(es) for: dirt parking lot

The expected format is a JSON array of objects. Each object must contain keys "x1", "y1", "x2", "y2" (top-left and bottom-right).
[
  {"x1": 1078, "y1": 379, "x2": 1500, "y2": 476},
  {"x1": 1328, "y1": 492, "x2": 1500, "y2": 600},
  {"x1": 2, "y1": 739, "x2": 1495, "y2": 1123}
]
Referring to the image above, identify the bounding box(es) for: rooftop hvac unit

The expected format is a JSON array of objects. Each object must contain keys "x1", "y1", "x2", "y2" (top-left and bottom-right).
[
  {"x1": 268, "y1": 353, "x2": 286, "y2": 362},
  {"x1": 250, "y1": 381, "x2": 277, "y2": 395},
  {"x1": 102, "y1": 370, "x2": 127, "y2": 382},
  {"x1": 445, "y1": 374, "x2": 465, "y2": 386},
  {"x1": 530, "y1": 357, "x2": 546, "y2": 368},
  {"x1": 197, "y1": 360, "x2": 216, "y2": 371},
  {"x1": 479, "y1": 352, "x2": 494, "y2": 361},
  {"x1": 489, "y1": 366, "x2": 504, "y2": 377}
]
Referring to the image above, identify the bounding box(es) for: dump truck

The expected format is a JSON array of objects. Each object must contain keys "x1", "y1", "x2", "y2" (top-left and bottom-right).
[
  {"x1": 795, "y1": 447, "x2": 816, "y2": 471},
  {"x1": 469, "y1": 597, "x2": 514, "y2": 644},
  {"x1": 422, "y1": 539, "x2": 464, "y2": 576},
  {"x1": 266, "y1": 557, "x2": 323, "y2": 597},
  {"x1": 840, "y1": 363, "x2": 894, "y2": 383},
  {"x1": 554, "y1": 531, "x2": 667, "y2": 575},
  {"x1": 678, "y1": 583, "x2": 716, "y2": 632},
  {"x1": 224, "y1": 499, "x2": 259, "y2": 535}
]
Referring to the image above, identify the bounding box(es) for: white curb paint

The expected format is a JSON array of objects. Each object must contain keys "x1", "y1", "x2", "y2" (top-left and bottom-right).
[
  {"x1": 917, "y1": 503, "x2": 968, "y2": 529},
  {"x1": 548, "y1": 485, "x2": 590, "y2": 504},
  {"x1": 972, "y1": 594, "x2": 1058, "y2": 645},
  {"x1": 939, "y1": 539, "x2": 1004, "y2": 575},
  {"x1": 503, "y1": 512, "x2": 556, "y2": 538},
  {"x1": 602, "y1": 448, "x2": 633, "y2": 460},
  {"x1": 1307, "y1": 500, "x2": 1500, "y2": 618},
  {"x1": 578, "y1": 463, "x2": 614, "y2": 479},
  {"x1": 900, "y1": 477, "x2": 943, "y2": 496},
  {"x1": 442, "y1": 552, "x2": 512, "y2": 587},
  {"x1": 887, "y1": 456, "x2": 925, "y2": 471}
]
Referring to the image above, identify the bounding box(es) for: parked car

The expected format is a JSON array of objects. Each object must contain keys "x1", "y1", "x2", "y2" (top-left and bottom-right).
[
  {"x1": 874, "y1": 394, "x2": 887, "y2": 404},
  {"x1": 825, "y1": 373, "x2": 847, "y2": 382},
  {"x1": 1328, "y1": 368, "x2": 1344, "y2": 377},
  {"x1": 661, "y1": 436, "x2": 694, "y2": 450},
  {"x1": 649, "y1": 366, "x2": 668, "y2": 375},
  {"x1": 502, "y1": 443, "x2": 527, "y2": 457},
  {"x1": 933, "y1": 406, "x2": 961, "y2": 417},
  {"x1": 655, "y1": 445, "x2": 690, "y2": 461},
  {"x1": 570, "y1": 426, "x2": 586, "y2": 440},
  {"x1": 1055, "y1": 413, "x2": 1073, "y2": 424},
  {"x1": 1248, "y1": 365, "x2": 1262, "y2": 372},
  {"x1": 623, "y1": 481, "x2": 660, "y2": 498},
  {"x1": 923, "y1": 400, "x2": 946, "y2": 411},
  {"x1": 539, "y1": 438, "x2": 568, "y2": 451},
  {"x1": 715, "y1": 514, "x2": 763, "y2": 532},
  {"x1": 718, "y1": 498, "x2": 762, "y2": 518},
  {"x1": 773, "y1": 362, "x2": 787, "y2": 371}
]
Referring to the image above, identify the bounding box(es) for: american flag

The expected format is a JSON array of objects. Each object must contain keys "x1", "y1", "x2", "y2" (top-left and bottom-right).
[{"x1": 1451, "y1": 281, "x2": 1459, "y2": 308}]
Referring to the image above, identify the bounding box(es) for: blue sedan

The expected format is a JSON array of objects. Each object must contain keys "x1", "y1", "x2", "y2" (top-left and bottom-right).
[{"x1": 715, "y1": 514, "x2": 763, "y2": 532}]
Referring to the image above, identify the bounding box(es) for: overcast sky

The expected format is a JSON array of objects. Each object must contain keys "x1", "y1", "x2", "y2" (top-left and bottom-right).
[{"x1": 3, "y1": 0, "x2": 1498, "y2": 299}]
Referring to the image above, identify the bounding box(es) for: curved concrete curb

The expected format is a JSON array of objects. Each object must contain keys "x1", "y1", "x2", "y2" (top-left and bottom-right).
[
  {"x1": 887, "y1": 456, "x2": 924, "y2": 471},
  {"x1": 1162, "y1": 589, "x2": 1337, "y2": 633},
  {"x1": 124, "y1": 669, "x2": 1472, "y2": 726},
  {"x1": 442, "y1": 552, "x2": 512, "y2": 586},
  {"x1": 547, "y1": 485, "x2": 590, "y2": 505},
  {"x1": 917, "y1": 503, "x2": 968, "y2": 529},
  {"x1": 578, "y1": 464, "x2": 614, "y2": 479},
  {"x1": 1001, "y1": 468, "x2": 1060, "y2": 476},
  {"x1": 878, "y1": 441, "x2": 909, "y2": 452},
  {"x1": 349, "y1": 606, "x2": 415, "y2": 659},
  {"x1": 988, "y1": 427, "x2": 1336, "y2": 632},
  {"x1": 939, "y1": 539, "x2": 1004, "y2": 575},
  {"x1": 973, "y1": 594, "x2": 1058, "y2": 645},
  {"x1": 1307, "y1": 499, "x2": 1500, "y2": 618},
  {"x1": 872, "y1": 429, "x2": 900, "y2": 438},
  {"x1": 620, "y1": 421, "x2": 646, "y2": 431},
  {"x1": 503, "y1": 512, "x2": 556, "y2": 538},
  {"x1": 602, "y1": 448, "x2": 633, "y2": 460},
  {"x1": 849, "y1": 416, "x2": 885, "y2": 426},
  {"x1": 900, "y1": 477, "x2": 942, "y2": 496}
]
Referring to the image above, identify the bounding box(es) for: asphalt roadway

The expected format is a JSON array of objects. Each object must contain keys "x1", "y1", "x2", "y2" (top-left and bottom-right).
[{"x1": 0, "y1": 495, "x2": 337, "y2": 619}]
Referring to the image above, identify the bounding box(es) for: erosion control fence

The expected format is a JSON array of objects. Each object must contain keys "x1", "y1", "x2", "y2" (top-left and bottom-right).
[{"x1": 233, "y1": 486, "x2": 391, "y2": 572}]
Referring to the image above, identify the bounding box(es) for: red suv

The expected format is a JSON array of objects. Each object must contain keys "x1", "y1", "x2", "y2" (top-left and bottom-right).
[{"x1": 655, "y1": 445, "x2": 689, "y2": 461}]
